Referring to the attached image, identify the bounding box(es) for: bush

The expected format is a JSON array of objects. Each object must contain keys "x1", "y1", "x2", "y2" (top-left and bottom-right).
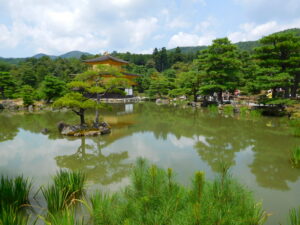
[{"x1": 21, "y1": 85, "x2": 34, "y2": 106}]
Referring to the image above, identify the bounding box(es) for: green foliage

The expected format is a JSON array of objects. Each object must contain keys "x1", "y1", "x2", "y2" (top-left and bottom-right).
[
  {"x1": 88, "y1": 158, "x2": 267, "y2": 225},
  {"x1": 0, "y1": 206, "x2": 29, "y2": 225},
  {"x1": 196, "y1": 38, "x2": 242, "y2": 102},
  {"x1": 0, "y1": 71, "x2": 16, "y2": 99},
  {"x1": 0, "y1": 175, "x2": 31, "y2": 210},
  {"x1": 42, "y1": 75, "x2": 67, "y2": 103},
  {"x1": 290, "y1": 147, "x2": 300, "y2": 167},
  {"x1": 21, "y1": 85, "x2": 34, "y2": 106},
  {"x1": 41, "y1": 209, "x2": 84, "y2": 225},
  {"x1": 175, "y1": 70, "x2": 203, "y2": 101},
  {"x1": 42, "y1": 170, "x2": 86, "y2": 214},
  {"x1": 254, "y1": 32, "x2": 300, "y2": 98},
  {"x1": 148, "y1": 73, "x2": 170, "y2": 98},
  {"x1": 288, "y1": 207, "x2": 300, "y2": 225},
  {"x1": 53, "y1": 93, "x2": 96, "y2": 110}
]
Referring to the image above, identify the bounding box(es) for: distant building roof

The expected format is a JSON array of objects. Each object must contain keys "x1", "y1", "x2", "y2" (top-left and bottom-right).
[{"x1": 83, "y1": 55, "x2": 129, "y2": 64}]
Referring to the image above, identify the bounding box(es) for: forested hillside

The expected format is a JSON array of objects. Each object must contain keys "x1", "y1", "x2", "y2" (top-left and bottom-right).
[{"x1": 1, "y1": 28, "x2": 300, "y2": 106}]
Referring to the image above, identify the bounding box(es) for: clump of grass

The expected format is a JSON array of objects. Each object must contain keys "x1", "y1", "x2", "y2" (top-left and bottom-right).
[
  {"x1": 0, "y1": 175, "x2": 31, "y2": 209},
  {"x1": 290, "y1": 147, "x2": 300, "y2": 167},
  {"x1": 88, "y1": 158, "x2": 267, "y2": 225},
  {"x1": 288, "y1": 207, "x2": 300, "y2": 225},
  {"x1": 223, "y1": 105, "x2": 234, "y2": 116},
  {"x1": 0, "y1": 206, "x2": 29, "y2": 225},
  {"x1": 42, "y1": 170, "x2": 86, "y2": 214},
  {"x1": 40, "y1": 208, "x2": 85, "y2": 225},
  {"x1": 208, "y1": 104, "x2": 219, "y2": 114}
]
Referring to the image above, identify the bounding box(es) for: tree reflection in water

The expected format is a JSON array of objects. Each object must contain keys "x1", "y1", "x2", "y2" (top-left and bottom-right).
[{"x1": 55, "y1": 137, "x2": 131, "y2": 185}]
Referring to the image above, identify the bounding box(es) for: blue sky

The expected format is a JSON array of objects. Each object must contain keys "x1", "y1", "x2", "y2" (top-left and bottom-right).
[{"x1": 0, "y1": 0, "x2": 300, "y2": 57}]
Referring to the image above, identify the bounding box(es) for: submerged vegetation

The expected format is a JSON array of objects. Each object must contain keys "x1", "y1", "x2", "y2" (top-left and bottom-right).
[{"x1": 290, "y1": 146, "x2": 300, "y2": 167}]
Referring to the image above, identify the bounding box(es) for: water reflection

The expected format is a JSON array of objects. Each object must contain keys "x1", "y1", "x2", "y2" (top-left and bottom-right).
[
  {"x1": 55, "y1": 137, "x2": 131, "y2": 185},
  {"x1": 0, "y1": 103, "x2": 299, "y2": 191}
]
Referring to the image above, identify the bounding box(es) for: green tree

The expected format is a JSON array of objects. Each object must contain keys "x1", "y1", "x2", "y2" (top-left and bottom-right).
[
  {"x1": 53, "y1": 91, "x2": 96, "y2": 126},
  {"x1": 196, "y1": 38, "x2": 242, "y2": 103},
  {"x1": 175, "y1": 70, "x2": 203, "y2": 102},
  {"x1": 42, "y1": 75, "x2": 66, "y2": 103},
  {"x1": 0, "y1": 72, "x2": 16, "y2": 99},
  {"x1": 75, "y1": 65, "x2": 129, "y2": 127},
  {"x1": 22, "y1": 85, "x2": 34, "y2": 106},
  {"x1": 148, "y1": 72, "x2": 170, "y2": 98},
  {"x1": 254, "y1": 32, "x2": 300, "y2": 98}
]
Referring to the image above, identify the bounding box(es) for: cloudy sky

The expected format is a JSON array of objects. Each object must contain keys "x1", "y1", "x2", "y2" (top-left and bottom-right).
[{"x1": 0, "y1": 0, "x2": 300, "y2": 57}]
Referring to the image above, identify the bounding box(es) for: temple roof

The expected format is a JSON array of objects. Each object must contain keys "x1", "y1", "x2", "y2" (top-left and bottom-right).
[{"x1": 83, "y1": 55, "x2": 129, "y2": 64}]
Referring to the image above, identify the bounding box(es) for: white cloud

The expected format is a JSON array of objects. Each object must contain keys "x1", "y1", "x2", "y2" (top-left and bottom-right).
[
  {"x1": 0, "y1": 0, "x2": 161, "y2": 55},
  {"x1": 228, "y1": 19, "x2": 300, "y2": 43},
  {"x1": 168, "y1": 17, "x2": 190, "y2": 29},
  {"x1": 168, "y1": 32, "x2": 215, "y2": 48}
]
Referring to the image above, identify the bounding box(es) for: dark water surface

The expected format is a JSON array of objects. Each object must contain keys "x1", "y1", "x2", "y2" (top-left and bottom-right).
[{"x1": 0, "y1": 103, "x2": 299, "y2": 224}]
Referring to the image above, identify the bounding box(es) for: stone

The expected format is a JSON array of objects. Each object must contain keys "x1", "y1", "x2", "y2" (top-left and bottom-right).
[
  {"x1": 156, "y1": 98, "x2": 169, "y2": 105},
  {"x1": 1, "y1": 100, "x2": 18, "y2": 110},
  {"x1": 0, "y1": 104, "x2": 4, "y2": 110},
  {"x1": 41, "y1": 128, "x2": 49, "y2": 134},
  {"x1": 28, "y1": 105, "x2": 34, "y2": 112}
]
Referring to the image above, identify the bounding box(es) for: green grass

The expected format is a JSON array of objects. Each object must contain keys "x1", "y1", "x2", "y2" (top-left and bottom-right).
[
  {"x1": 42, "y1": 170, "x2": 86, "y2": 214},
  {"x1": 0, "y1": 175, "x2": 31, "y2": 209},
  {"x1": 0, "y1": 206, "x2": 29, "y2": 225},
  {"x1": 40, "y1": 209, "x2": 85, "y2": 225},
  {"x1": 290, "y1": 147, "x2": 300, "y2": 167},
  {"x1": 288, "y1": 207, "x2": 300, "y2": 225},
  {"x1": 223, "y1": 105, "x2": 234, "y2": 116},
  {"x1": 88, "y1": 158, "x2": 268, "y2": 225}
]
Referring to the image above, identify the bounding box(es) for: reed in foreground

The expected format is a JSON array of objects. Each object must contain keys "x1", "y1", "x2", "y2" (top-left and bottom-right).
[
  {"x1": 89, "y1": 158, "x2": 268, "y2": 225},
  {"x1": 42, "y1": 170, "x2": 86, "y2": 214},
  {"x1": 288, "y1": 207, "x2": 300, "y2": 225},
  {"x1": 0, "y1": 206, "x2": 29, "y2": 225},
  {"x1": 0, "y1": 175, "x2": 31, "y2": 210}
]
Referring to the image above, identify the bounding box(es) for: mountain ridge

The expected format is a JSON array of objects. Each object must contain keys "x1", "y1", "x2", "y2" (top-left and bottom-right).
[{"x1": 1, "y1": 28, "x2": 300, "y2": 63}]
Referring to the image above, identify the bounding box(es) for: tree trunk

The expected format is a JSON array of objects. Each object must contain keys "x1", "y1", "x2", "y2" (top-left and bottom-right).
[
  {"x1": 217, "y1": 91, "x2": 223, "y2": 104},
  {"x1": 272, "y1": 88, "x2": 277, "y2": 98},
  {"x1": 284, "y1": 87, "x2": 290, "y2": 98},
  {"x1": 93, "y1": 93, "x2": 100, "y2": 128},
  {"x1": 79, "y1": 108, "x2": 85, "y2": 126},
  {"x1": 291, "y1": 74, "x2": 300, "y2": 98},
  {"x1": 193, "y1": 89, "x2": 197, "y2": 102}
]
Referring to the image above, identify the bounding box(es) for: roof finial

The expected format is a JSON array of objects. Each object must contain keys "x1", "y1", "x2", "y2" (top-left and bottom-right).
[{"x1": 103, "y1": 51, "x2": 109, "y2": 56}]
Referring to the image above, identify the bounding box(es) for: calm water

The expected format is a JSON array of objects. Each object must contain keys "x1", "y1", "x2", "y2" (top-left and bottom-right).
[{"x1": 0, "y1": 103, "x2": 300, "y2": 224}]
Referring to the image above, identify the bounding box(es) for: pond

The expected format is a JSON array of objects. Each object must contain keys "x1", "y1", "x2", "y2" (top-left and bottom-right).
[{"x1": 0, "y1": 102, "x2": 299, "y2": 224}]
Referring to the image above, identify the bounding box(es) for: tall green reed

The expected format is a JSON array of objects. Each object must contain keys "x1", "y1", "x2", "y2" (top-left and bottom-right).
[
  {"x1": 0, "y1": 175, "x2": 31, "y2": 209},
  {"x1": 288, "y1": 207, "x2": 300, "y2": 225},
  {"x1": 42, "y1": 170, "x2": 86, "y2": 214},
  {"x1": 290, "y1": 146, "x2": 300, "y2": 167}
]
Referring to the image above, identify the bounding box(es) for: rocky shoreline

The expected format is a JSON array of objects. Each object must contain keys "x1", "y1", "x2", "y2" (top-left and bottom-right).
[{"x1": 57, "y1": 121, "x2": 111, "y2": 137}]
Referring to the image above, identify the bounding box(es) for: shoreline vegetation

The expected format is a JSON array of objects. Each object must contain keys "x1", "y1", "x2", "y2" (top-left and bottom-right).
[{"x1": 0, "y1": 159, "x2": 281, "y2": 225}]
